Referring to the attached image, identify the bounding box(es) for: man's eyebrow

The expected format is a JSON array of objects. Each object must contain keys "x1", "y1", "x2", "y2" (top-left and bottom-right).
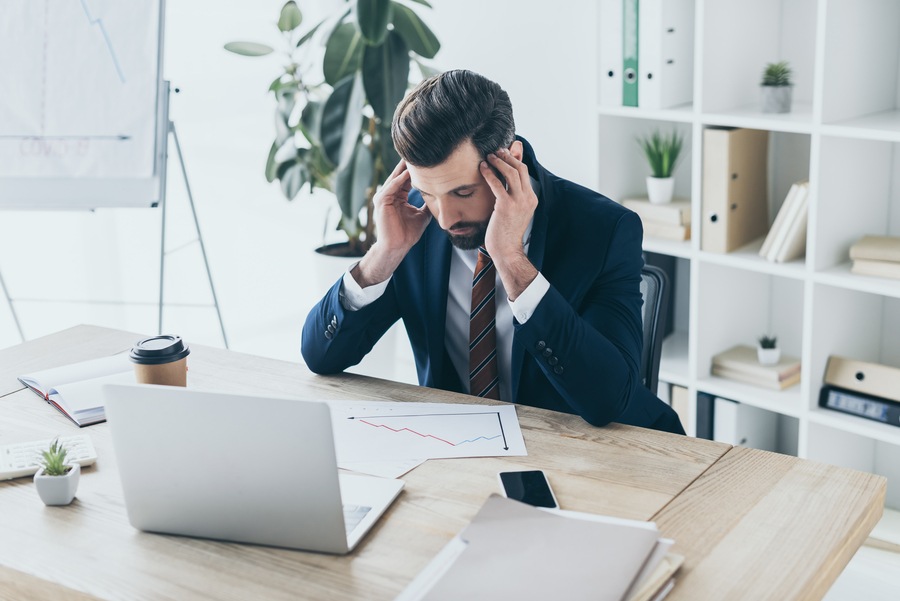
[{"x1": 414, "y1": 183, "x2": 479, "y2": 197}]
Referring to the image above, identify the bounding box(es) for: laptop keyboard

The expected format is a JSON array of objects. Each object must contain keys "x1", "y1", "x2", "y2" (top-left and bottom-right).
[{"x1": 343, "y1": 504, "x2": 372, "y2": 534}]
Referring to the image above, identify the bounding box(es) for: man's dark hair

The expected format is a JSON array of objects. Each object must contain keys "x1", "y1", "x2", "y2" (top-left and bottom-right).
[{"x1": 391, "y1": 69, "x2": 516, "y2": 167}]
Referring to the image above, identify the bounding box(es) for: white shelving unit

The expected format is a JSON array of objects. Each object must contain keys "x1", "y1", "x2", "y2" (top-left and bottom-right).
[{"x1": 597, "y1": 0, "x2": 900, "y2": 510}]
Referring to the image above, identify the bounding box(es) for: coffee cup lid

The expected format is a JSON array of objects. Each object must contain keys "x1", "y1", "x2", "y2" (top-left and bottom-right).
[{"x1": 129, "y1": 335, "x2": 190, "y2": 365}]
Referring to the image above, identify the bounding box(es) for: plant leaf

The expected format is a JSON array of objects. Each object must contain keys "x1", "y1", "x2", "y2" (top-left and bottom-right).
[
  {"x1": 362, "y1": 31, "x2": 410, "y2": 122},
  {"x1": 278, "y1": 1, "x2": 303, "y2": 32},
  {"x1": 377, "y1": 121, "x2": 402, "y2": 174},
  {"x1": 279, "y1": 159, "x2": 307, "y2": 200},
  {"x1": 265, "y1": 141, "x2": 279, "y2": 183},
  {"x1": 390, "y1": 2, "x2": 439, "y2": 59},
  {"x1": 357, "y1": 0, "x2": 393, "y2": 46},
  {"x1": 406, "y1": 0, "x2": 433, "y2": 7},
  {"x1": 224, "y1": 41, "x2": 273, "y2": 57},
  {"x1": 296, "y1": 19, "x2": 325, "y2": 48},
  {"x1": 274, "y1": 109, "x2": 292, "y2": 146},
  {"x1": 335, "y1": 142, "x2": 374, "y2": 235},
  {"x1": 299, "y1": 100, "x2": 324, "y2": 145},
  {"x1": 413, "y1": 58, "x2": 441, "y2": 80},
  {"x1": 321, "y1": 74, "x2": 366, "y2": 168},
  {"x1": 323, "y1": 23, "x2": 364, "y2": 86}
]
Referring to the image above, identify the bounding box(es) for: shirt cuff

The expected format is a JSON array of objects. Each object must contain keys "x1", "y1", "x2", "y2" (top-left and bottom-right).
[
  {"x1": 340, "y1": 264, "x2": 391, "y2": 311},
  {"x1": 509, "y1": 272, "x2": 550, "y2": 324}
]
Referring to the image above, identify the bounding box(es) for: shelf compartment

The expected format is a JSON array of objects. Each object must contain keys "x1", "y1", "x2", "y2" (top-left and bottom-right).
[
  {"x1": 822, "y1": 110, "x2": 900, "y2": 143},
  {"x1": 699, "y1": 103, "x2": 815, "y2": 134},
  {"x1": 698, "y1": 238, "x2": 807, "y2": 280},
  {"x1": 816, "y1": 263, "x2": 900, "y2": 301},
  {"x1": 597, "y1": 104, "x2": 696, "y2": 123},
  {"x1": 697, "y1": 376, "x2": 804, "y2": 417},
  {"x1": 660, "y1": 330, "x2": 690, "y2": 387}
]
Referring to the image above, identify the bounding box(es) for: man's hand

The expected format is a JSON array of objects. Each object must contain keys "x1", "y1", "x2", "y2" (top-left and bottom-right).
[
  {"x1": 479, "y1": 148, "x2": 539, "y2": 300},
  {"x1": 352, "y1": 160, "x2": 431, "y2": 288}
]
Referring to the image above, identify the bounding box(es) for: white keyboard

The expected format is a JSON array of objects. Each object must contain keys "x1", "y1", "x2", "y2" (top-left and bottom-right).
[{"x1": 0, "y1": 435, "x2": 98, "y2": 480}]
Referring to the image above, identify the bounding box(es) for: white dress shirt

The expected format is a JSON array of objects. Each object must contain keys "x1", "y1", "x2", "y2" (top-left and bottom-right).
[{"x1": 340, "y1": 182, "x2": 549, "y2": 402}]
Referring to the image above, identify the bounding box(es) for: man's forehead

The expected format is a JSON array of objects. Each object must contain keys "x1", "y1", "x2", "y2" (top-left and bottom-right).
[{"x1": 408, "y1": 141, "x2": 483, "y2": 194}]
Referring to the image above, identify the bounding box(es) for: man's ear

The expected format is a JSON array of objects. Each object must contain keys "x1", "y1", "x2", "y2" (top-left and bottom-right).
[{"x1": 509, "y1": 140, "x2": 524, "y2": 161}]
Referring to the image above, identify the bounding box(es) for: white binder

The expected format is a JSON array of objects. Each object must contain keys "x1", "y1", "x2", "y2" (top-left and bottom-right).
[
  {"x1": 638, "y1": 0, "x2": 694, "y2": 110},
  {"x1": 598, "y1": 0, "x2": 623, "y2": 107}
]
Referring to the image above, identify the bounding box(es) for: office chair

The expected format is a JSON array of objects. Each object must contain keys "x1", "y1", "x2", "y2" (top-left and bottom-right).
[{"x1": 639, "y1": 265, "x2": 670, "y2": 395}]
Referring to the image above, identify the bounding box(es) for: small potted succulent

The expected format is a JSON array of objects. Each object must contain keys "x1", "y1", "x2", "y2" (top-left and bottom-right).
[
  {"x1": 760, "y1": 61, "x2": 793, "y2": 114},
  {"x1": 757, "y1": 335, "x2": 781, "y2": 366},
  {"x1": 33, "y1": 438, "x2": 80, "y2": 506},
  {"x1": 637, "y1": 129, "x2": 683, "y2": 204}
]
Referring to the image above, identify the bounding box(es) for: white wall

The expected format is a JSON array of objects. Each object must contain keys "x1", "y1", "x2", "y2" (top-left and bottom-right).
[{"x1": 0, "y1": 0, "x2": 599, "y2": 373}]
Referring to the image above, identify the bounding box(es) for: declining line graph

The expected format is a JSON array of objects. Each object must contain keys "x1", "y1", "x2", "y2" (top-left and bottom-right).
[
  {"x1": 332, "y1": 403, "x2": 525, "y2": 461},
  {"x1": 79, "y1": 0, "x2": 126, "y2": 83}
]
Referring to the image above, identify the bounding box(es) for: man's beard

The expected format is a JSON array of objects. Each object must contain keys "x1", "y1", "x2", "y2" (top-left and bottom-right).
[{"x1": 446, "y1": 221, "x2": 489, "y2": 250}]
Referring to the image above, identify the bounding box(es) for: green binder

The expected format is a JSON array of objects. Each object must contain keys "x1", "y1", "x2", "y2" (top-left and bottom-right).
[{"x1": 622, "y1": 0, "x2": 639, "y2": 107}]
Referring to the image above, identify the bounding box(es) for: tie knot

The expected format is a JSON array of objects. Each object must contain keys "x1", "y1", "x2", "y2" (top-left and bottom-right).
[{"x1": 476, "y1": 247, "x2": 492, "y2": 269}]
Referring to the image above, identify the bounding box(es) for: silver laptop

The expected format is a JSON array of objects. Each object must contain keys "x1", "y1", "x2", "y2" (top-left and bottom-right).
[{"x1": 102, "y1": 384, "x2": 404, "y2": 554}]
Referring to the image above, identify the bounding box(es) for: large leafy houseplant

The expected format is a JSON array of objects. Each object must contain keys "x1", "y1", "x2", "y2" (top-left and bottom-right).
[{"x1": 226, "y1": 0, "x2": 440, "y2": 256}]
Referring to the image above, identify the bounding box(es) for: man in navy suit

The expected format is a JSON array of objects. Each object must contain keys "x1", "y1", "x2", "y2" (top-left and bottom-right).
[{"x1": 302, "y1": 70, "x2": 683, "y2": 434}]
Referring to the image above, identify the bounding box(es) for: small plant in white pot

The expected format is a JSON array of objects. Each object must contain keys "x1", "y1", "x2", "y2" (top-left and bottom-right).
[
  {"x1": 637, "y1": 130, "x2": 683, "y2": 204},
  {"x1": 34, "y1": 438, "x2": 80, "y2": 506},
  {"x1": 760, "y1": 61, "x2": 793, "y2": 114},
  {"x1": 757, "y1": 335, "x2": 781, "y2": 366}
]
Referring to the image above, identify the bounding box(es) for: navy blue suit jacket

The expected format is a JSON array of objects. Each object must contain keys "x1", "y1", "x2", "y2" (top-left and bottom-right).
[{"x1": 302, "y1": 138, "x2": 683, "y2": 434}]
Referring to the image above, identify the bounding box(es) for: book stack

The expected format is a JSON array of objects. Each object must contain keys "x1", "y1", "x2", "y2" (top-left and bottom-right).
[
  {"x1": 623, "y1": 197, "x2": 691, "y2": 241},
  {"x1": 759, "y1": 181, "x2": 809, "y2": 263},
  {"x1": 850, "y1": 235, "x2": 900, "y2": 280},
  {"x1": 711, "y1": 345, "x2": 801, "y2": 390}
]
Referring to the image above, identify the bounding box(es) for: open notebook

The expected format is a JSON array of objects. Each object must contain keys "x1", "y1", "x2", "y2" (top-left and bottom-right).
[
  {"x1": 398, "y1": 494, "x2": 683, "y2": 601},
  {"x1": 18, "y1": 354, "x2": 133, "y2": 426}
]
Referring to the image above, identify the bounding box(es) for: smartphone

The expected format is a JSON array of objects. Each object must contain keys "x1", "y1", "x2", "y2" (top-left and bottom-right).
[{"x1": 498, "y1": 470, "x2": 559, "y2": 509}]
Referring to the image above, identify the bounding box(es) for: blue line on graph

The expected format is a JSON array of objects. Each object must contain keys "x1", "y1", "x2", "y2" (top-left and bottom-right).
[
  {"x1": 455, "y1": 434, "x2": 501, "y2": 445},
  {"x1": 78, "y1": 0, "x2": 126, "y2": 83}
]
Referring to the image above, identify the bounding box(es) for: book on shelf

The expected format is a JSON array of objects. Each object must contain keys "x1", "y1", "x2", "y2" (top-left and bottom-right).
[
  {"x1": 642, "y1": 221, "x2": 691, "y2": 241},
  {"x1": 759, "y1": 181, "x2": 809, "y2": 263},
  {"x1": 396, "y1": 493, "x2": 682, "y2": 601},
  {"x1": 623, "y1": 197, "x2": 691, "y2": 226},
  {"x1": 711, "y1": 345, "x2": 801, "y2": 390},
  {"x1": 18, "y1": 354, "x2": 134, "y2": 426},
  {"x1": 849, "y1": 235, "x2": 900, "y2": 263},
  {"x1": 851, "y1": 259, "x2": 900, "y2": 280}
]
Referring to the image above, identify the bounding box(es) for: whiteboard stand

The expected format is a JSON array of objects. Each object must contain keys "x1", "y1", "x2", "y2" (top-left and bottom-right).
[
  {"x1": 0, "y1": 267, "x2": 24, "y2": 343},
  {"x1": 158, "y1": 84, "x2": 229, "y2": 349}
]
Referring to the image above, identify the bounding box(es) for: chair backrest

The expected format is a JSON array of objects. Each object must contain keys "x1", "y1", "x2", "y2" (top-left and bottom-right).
[{"x1": 639, "y1": 265, "x2": 670, "y2": 395}]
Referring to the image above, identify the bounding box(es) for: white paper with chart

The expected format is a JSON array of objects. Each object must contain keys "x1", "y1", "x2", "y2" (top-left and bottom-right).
[{"x1": 327, "y1": 401, "x2": 527, "y2": 462}]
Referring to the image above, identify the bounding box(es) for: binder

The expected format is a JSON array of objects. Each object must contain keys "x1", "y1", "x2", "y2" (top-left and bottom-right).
[
  {"x1": 701, "y1": 127, "x2": 769, "y2": 253},
  {"x1": 622, "y1": 0, "x2": 639, "y2": 107},
  {"x1": 712, "y1": 398, "x2": 778, "y2": 451},
  {"x1": 819, "y1": 384, "x2": 900, "y2": 428},
  {"x1": 599, "y1": 0, "x2": 623, "y2": 107},
  {"x1": 638, "y1": 0, "x2": 694, "y2": 110},
  {"x1": 824, "y1": 356, "x2": 900, "y2": 403}
]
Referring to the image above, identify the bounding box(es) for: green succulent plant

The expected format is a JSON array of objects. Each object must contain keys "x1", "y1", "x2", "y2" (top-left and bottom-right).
[
  {"x1": 637, "y1": 130, "x2": 684, "y2": 179},
  {"x1": 758, "y1": 335, "x2": 778, "y2": 349},
  {"x1": 761, "y1": 61, "x2": 792, "y2": 87},
  {"x1": 39, "y1": 438, "x2": 71, "y2": 477}
]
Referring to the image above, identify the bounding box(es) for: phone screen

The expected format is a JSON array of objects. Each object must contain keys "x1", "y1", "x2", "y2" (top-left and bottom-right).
[{"x1": 499, "y1": 470, "x2": 558, "y2": 508}]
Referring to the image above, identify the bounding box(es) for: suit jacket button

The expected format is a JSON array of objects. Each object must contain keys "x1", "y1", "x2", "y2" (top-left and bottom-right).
[
  {"x1": 548, "y1": 356, "x2": 559, "y2": 366},
  {"x1": 325, "y1": 330, "x2": 333, "y2": 340},
  {"x1": 327, "y1": 324, "x2": 336, "y2": 334},
  {"x1": 331, "y1": 315, "x2": 338, "y2": 326},
  {"x1": 542, "y1": 348, "x2": 553, "y2": 358},
  {"x1": 553, "y1": 365, "x2": 563, "y2": 375},
  {"x1": 536, "y1": 340, "x2": 546, "y2": 351}
]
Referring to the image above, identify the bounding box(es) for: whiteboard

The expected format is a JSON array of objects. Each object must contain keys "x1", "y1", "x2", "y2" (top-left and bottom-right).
[{"x1": 0, "y1": 0, "x2": 165, "y2": 209}]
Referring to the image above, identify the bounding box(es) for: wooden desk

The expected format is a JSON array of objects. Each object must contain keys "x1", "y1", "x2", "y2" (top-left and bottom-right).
[{"x1": 0, "y1": 326, "x2": 885, "y2": 600}]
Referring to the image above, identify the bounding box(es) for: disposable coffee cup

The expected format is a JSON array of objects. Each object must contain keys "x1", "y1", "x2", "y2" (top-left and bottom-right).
[{"x1": 129, "y1": 335, "x2": 190, "y2": 387}]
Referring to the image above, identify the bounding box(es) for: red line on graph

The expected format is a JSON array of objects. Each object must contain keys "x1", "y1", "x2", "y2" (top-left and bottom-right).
[{"x1": 358, "y1": 419, "x2": 456, "y2": 446}]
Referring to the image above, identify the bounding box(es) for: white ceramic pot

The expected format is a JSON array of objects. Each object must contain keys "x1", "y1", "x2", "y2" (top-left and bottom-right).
[
  {"x1": 761, "y1": 85, "x2": 793, "y2": 114},
  {"x1": 757, "y1": 347, "x2": 781, "y2": 366},
  {"x1": 34, "y1": 463, "x2": 80, "y2": 506},
  {"x1": 646, "y1": 176, "x2": 675, "y2": 204}
]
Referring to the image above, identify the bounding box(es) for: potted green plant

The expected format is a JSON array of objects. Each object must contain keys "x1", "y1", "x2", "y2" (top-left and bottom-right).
[
  {"x1": 33, "y1": 438, "x2": 80, "y2": 506},
  {"x1": 637, "y1": 129, "x2": 683, "y2": 204},
  {"x1": 757, "y1": 335, "x2": 780, "y2": 366},
  {"x1": 226, "y1": 0, "x2": 441, "y2": 258},
  {"x1": 760, "y1": 61, "x2": 793, "y2": 114}
]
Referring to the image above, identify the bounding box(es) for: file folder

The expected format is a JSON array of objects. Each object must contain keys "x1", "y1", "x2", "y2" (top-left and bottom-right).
[
  {"x1": 599, "y1": 0, "x2": 624, "y2": 107},
  {"x1": 622, "y1": 0, "x2": 639, "y2": 107},
  {"x1": 638, "y1": 0, "x2": 694, "y2": 110},
  {"x1": 824, "y1": 356, "x2": 900, "y2": 403},
  {"x1": 701, "y1": 127, "x2": 769, "y2": 253}
]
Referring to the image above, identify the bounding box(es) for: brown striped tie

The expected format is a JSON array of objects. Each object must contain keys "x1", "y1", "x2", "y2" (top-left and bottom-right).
[{"x1": 469, "y1": 247, "x2": 500, "y2": 399}]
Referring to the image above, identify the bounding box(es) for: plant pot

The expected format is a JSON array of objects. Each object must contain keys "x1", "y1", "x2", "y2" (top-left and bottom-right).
[
  {"x1": 34, "y1": 463, "x2": 80, "y2": 506},
  {"x1": 646, "y1": 176, "x2": 675, "y2": 204},
  {"x1": 761, "y1": 85, "x2": 793, "y2": 114},
  {"x1": 757, "y1": 347, "x2": 781, "y2": 366}
]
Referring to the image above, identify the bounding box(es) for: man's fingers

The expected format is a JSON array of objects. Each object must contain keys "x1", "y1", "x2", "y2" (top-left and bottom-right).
[
  {"x1": 498, "y1": 147, "x2": 530, "y2": 188},
  {"x1": 479, "y1": 160, "x2": 507, "y2": 198},
  {"x1": 487, "y1": 153, "x2": 521, "y2": 194},
  {"x1": 387, "y1": 158, "x2": 407, "y2": 180},
  {"x1": 378, "y1": 168, "x2": 411, "y2": 199}
]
